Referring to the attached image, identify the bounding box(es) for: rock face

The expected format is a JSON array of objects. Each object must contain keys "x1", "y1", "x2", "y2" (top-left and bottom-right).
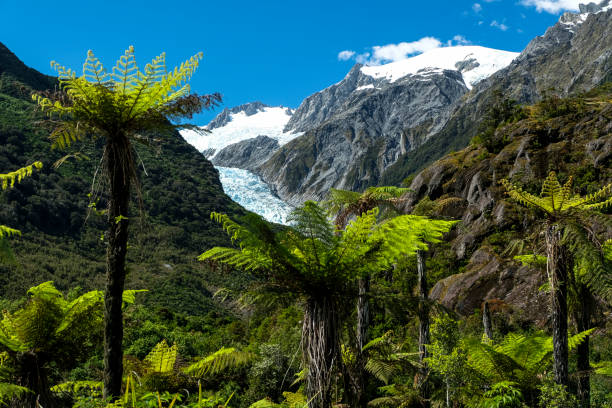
[
  {"x1": 212, "y1": 135, "x2": 279, "y2": 171},
  {"x1": 249, "y1": 6, "x2": 612, "y2": 205},
  {"x1": 258, "y1": 70, "x2": 469, "y2": 205},
  {"x1": 383, "y1": 5, "x2": 612, "y2": 185},
  {"x1": 206, "y1": 101, "x2": 269, "y2": 130},
  {"x1": 399, "y1": 97, "x2": 612, "y2": 323}
]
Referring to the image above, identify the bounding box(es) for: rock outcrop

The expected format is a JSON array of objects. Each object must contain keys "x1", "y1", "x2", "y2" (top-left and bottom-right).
[
  {"x1": 399, "y1": 94, "x2": 612, "y2": 323},
  {"x1": 212, "y1": 135, "x2": 280, "y2": 171}
]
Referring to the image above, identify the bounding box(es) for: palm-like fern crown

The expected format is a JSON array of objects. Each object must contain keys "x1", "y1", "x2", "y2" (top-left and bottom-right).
[
  {"x1": 200, "y1": 201, "x2": 455, "y2": 295},
  {"x1": 500, "y1": 171, "x2": 612, "y2": 218},
  {"x1": 32, "y1": 46, "x2": 220, "y2": 148},
  {"x1": 0, "y1": 282, "x2": 143, "y2": 362},
  {"x1": 502, "y1": 172, "x2": 612, "y2": 301},
  {"x1": 324, "y1": 186, "x2": 410, "y2": 228}
]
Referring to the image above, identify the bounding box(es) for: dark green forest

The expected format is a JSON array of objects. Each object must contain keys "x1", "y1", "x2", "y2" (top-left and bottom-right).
[{"x1": 0, "y1": 42, "x2": 611, "y2": 408}]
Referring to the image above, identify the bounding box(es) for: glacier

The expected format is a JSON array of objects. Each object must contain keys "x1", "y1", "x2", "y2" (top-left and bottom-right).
[
  {"x1": 180, "y1": 103, "x2": 295, "y2": 225},
  {"x1": 217, "y1": 166, "x2": 293, "y2": 224}
]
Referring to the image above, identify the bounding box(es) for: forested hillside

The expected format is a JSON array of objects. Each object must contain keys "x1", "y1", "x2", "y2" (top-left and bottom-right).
[{"x1": 0, "y1": 41, "x2": 245, "y2": 314}]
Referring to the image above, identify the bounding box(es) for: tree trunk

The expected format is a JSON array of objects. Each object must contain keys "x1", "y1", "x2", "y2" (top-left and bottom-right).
[
  {"x1": 574, "y1": 282, "x2": 592, "y2": 408},
  {"x1": 103, "y1": 136, "x2": 133, "y2": 400},
  {"x1": 13, "y1": 352, "x2": 52, "y2": 408},
  {"x1": 303, "y1": 295, "x2": 340, "y2": 408},
  {"x1": 545, "y1": 224, "x2": 569, "y2": 387},
  {"x1": 349, "y1": 276, "x2": 370, "y2": 408},
  {"x1": 416, "y1": 250, "x2": 431, "y2": 407},
  {"x1": 482, "y1": 300, "x2": 493, "y2": 340}
]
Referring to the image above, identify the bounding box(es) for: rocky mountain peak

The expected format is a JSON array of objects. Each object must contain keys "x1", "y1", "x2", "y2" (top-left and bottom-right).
[{"x1": 206, "y1": 101, "x2": 270, "y2": 130}]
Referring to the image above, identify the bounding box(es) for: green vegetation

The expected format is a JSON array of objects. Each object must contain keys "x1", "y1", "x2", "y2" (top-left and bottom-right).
[
  {"x1": 0, "y1": 43, "x2": 610, "y2": 408},
  {"x1": 33, "y1": 46, "x2": 223, "y2": 399}
]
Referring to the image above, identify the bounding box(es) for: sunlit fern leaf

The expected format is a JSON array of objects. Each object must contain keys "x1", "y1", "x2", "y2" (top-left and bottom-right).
[
  {"x1": 50, "y1": 381, "x2": 103, "y2": 394},
  {"x1": 592, "y1": 361, "x2": 612, "y2": 376},
  {"x1": 0, "y1": 383, "x2": 31, "y2": 404},
  {"x1": 122, "y1": 289, "x2": 147, "y2": 307},
  {"x1": 185, "y1": 347, "x2": 254, "y2": 377},
  {"x1": 249, "y1": 399, "x2": 281, "y2": 408},
  {"x1": 34, "y1": 47, "x2": 210, "y2": 150},
  {"x1": 501, "y1": 172, "x2": 612, "y2": 215},
  {"x1": 514, "y1": 254, "x2": 547, "y2": 268},
  {"x1": 0, "y1": 162, "x2": 43, "y2": 190},
  {"x1": 56, "y1": 290, "x2": 103, "y2": 334},
  {"x1": 27, "y1": 281, "x2": 64, "y2": 302},
  {"x1": 144, "y1": 340, "x2": 178, "y2": 373},
  {"x1": 0, "y1": 227, "x2": 20, "y2": 240}
]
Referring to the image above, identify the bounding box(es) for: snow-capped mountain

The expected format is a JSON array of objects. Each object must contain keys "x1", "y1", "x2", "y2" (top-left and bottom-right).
[
  {"x1": 259, "y1": 4, "x2": 611, "y2": 205},
  {"x1": 284, "y1": 46, "x2": 517, "y2": 133},
  {"x1": 180, "y1": 102, "x2": 300, "y2": 158},
  {"x1": 359, "y1": 46, "x2": 518, "y2": 90}
]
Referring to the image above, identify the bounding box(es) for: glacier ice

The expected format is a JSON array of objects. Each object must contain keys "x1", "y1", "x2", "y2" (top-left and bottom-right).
[{"x1": 217, "y1": 166, "x2": 293, "y2": 225}]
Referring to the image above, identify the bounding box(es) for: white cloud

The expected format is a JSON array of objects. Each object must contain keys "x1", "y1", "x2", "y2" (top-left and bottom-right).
[
  {"x1": 448, "y1": 35, "x2": 471, "y2": 46},
  {"x1": 365, "y1": 37, "x2": 442, "y2": 65},
  {"x1": 490, "y1": 20, "x2": 509, "y2": 30},
  {"x1": 338, "y1": 35, "x2": 476, "y2": 66},
  {"x1": 473, "y1": 3, "x2": 483, "y2": 12},
  {"x1": 520, "y1": 0, "x2": 581, "y2": 13},
  {"x1": 337, "y1": 50, "x2": 356, "y2": 61}
]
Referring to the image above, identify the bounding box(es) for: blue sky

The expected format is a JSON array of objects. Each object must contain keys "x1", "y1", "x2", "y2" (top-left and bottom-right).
[{"x1": 0, "y1": 0, "x2": 584, "y2": 124}]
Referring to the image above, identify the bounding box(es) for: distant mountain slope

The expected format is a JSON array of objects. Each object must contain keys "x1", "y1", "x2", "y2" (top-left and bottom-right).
[
  {"x1": 247, "y1": 3, "x2": 612, "y2": 205},
  {"x1": 382, "y1": 3, "x2": 612, "y2": 186},
  {"x1": 396, "y1": 85, "x2": 612, "y2": 322},
  {"x1": 0, "y1": 42, "x2": 245, "y2": 315}
]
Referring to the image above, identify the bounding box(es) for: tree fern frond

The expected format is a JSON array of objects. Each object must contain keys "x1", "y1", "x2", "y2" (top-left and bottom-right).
[
  {"x1": 592, "y1": 361, "x2": 612, "y2": 376},
  {"x1": 185, "y1": 347, "x2": 254, "y2": 377},
  {"x1": 122, "y1": 289, "x2": 147, "y2": 306},
  {"x1": 50, "y1": 381, "x2": 103, "y2": 394},
  {"x1": 0, "y1": 226, "x2": 20, "y2": 239},
  {"x1": 144, "y1": 340, "x2": 178, "y2": 373},
  {"x1": 56, "y1": 290, "x2": 103, "y2": 334},
  {"x1": 0, "y1": 162, "x2": 43, "y2": 190},
  {"x1": 0, "y1": 383, "x2": 31, "y2": 403},
  {"x1": 365, "y1": 358, "x2": 397, "y2": 384}
]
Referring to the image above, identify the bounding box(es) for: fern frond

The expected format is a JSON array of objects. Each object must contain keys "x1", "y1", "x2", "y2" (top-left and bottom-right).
[
  {"x1": 0, "y1": 162, "x2": 43, "y2": 190},
  {"x1": 592, "y1": 361, "x2": 612, "y2": 376},
  {"x1": 122, "y1": 289, "x2": 147, "y2": 306},
  {"x1": 0, "y1": 383, "x2": 31, "y2": 403},
  {"x1": 144, "y1": 340, "x2": 177, "y2": 373},
  {"x1": 50, "y1": 381, "x2": 103, "y2": 394},
  {"x1": 56, "y1": 290, "x2": 103, "y2": 334},
  {"x1": 0, "y1": 226, "x2": 20, "y2": 239},
  {"x1": 185, "y1": 347, "x2": 254, "y2": 377}
]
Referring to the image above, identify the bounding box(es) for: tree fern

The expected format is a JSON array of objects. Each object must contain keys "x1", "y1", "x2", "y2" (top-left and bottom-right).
[{"x1": 501, "y1": 171, "x2": 611, "y2": 389}]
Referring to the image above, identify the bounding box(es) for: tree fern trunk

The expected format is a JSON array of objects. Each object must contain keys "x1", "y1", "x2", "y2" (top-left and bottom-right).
[
  {"x1": 575, "y1": 282, "x2": 592, "y2": 408},
  {"x1": 351, "y1": 276, "x2": 370, "y2": 408},
  {"x1": 14, "y1": 352, "x2": 51, "y2": 408},
  {"x1": 103, "y1": 136, "x2": 132, "y2": 400},
  {"x1": 546, "y1": 224, "x2": 569, "y2": 387},
  {"x1": 483, "y1": 300, "x2": 493, "y2": 340},
  {"x1": 416, "y1": 250, "x2": 431, "y2": 407},
  {"x1": 303, "y1": 295, "x2": 339, "y2": 408}
]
